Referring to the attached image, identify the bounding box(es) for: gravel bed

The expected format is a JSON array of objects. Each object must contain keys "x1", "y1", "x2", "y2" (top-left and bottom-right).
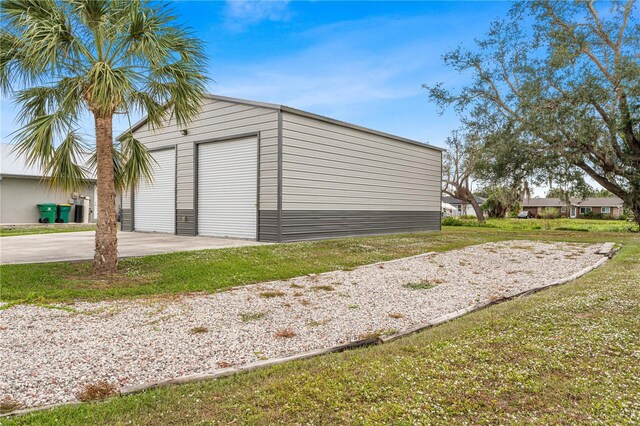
[{"x1": 0, "y1": 240, "x2": 604, "y2": 410}]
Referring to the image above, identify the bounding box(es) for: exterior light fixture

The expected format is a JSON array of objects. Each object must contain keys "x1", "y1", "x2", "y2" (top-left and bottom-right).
[{"x1": 181, "y1": 129, "x2": 188, "y2": 136}]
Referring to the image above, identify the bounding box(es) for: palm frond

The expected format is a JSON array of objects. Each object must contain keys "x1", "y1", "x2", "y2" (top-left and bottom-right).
[
  {"x1": 4, "y1": 0, "x2": 207, "y2": 198},
  {"x1": 119, "y1": 132, "x2": 157, "y2": 191},
  {"x1": 1, "y1": 0, "x2": 78, "y2": 76},
  {"x1": 42, "y1": 131, "x2": 90, "y2": 192},
  {"x1": 12, "y1": 111, "x2": 73, "y2": 168},
  {"x1": 67, "y1": 0, "x2": 108, "y2": 29},
  {"x1": 125, "y1": 90, "x2": 168, "y2": 129}
]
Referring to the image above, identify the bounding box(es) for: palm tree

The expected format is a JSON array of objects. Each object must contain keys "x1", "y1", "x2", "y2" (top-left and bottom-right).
[{"x1": 1, "y1": 0, "x2": 207, "y2": 274}]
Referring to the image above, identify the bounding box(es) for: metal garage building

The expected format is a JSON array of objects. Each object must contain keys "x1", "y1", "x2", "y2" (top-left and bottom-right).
[{"x1": 120, "y1": 95, "x2": 442, "y2": 242}]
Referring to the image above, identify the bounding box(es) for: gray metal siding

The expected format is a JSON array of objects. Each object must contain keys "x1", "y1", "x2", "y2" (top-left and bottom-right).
[
  {"x1": 278, "y1": 210, "x2": 440, "y2": 242},
  {"x1": 122, "y1": 97, "x2": 442, "y2": 241},
  {"x1": 129, "y1": 98, "x2": 278, "y2": 212},
  {"x1": 281, "y1": 112, "x2": 441, "y2": 211},
  {"x1": 123, "y1": 98, "x2": 279, "y2": 237}
]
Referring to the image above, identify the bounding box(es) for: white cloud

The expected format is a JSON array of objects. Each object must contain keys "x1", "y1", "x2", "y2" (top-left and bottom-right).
[
  {"x1": 209, "y1": 14, "x2": 459, "y2": 132},
  {"x1": 224, "y1": 0, "x2": 291, "y2": 31}
]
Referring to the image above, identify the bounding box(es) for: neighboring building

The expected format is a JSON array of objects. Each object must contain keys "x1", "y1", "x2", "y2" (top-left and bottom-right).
[
  {"x1": 441, "y1": 195, "x2": 487, "y2": 217},
  {"x1": 0, "y1": 143, "x2": 98, "y2": 224},
  {"x1": 441, "y1": 202, "x2": 457, "y2": 217},
  {"x1": 522, "y1": 197, "x2": 624, "y2": 219},
  {"x1": 119, "y1": 94, "x2": 443, "y2": 242}
]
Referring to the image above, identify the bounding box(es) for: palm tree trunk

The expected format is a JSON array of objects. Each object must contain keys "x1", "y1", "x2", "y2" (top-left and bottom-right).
[{"x1": 93, "y1": 114, "x2": 118, "y2": 274}]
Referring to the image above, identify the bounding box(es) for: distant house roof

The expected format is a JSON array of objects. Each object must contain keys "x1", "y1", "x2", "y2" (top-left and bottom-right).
[
  {"x1": 522, "y1": 197, "x2": 623, "y2": 208},
  {"x1": 442, "y1": 195, "x2": 487, "y2": 205},
  {"x1": 1, "y1": 143, "x2": 96, "y2": 180}
]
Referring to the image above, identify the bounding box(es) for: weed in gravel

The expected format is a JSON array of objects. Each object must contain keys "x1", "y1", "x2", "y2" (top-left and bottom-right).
[
  {"x1": 306, "y1": 319, "x2": 328, "y2": 327},
  {"x1": 348, "y1": 304, "x2": 360, "y2": 309},
  {"x1": 311, "y1": 285, "x2": 335, "y2": 292},
  {"x1": 300, "y1": 299, "x2": 312, "y2": 306},
  {"x1": 0, "y1": 396, "x2": 22, "y2": 414},
  {"x1": 274, "y1": 328, "x2": 296, "y2": 338},
  {"x1": 76, "y1": 381, "x2": 118, "y2": 402},
  {"x1": 216, "y1": 361, "x2": 233, "y2": 368},
  {"x1": 293, "y1": 291, "x2": 303, "y2": 297},
  {"x1": 389, "y1": 312, "x2": 404, "y2": 319},
  {"x1": 240, "y1": 312, "x2": 266, "y2": 323},
  {"x1": 358, "y1": 329, "x2": 397, "y2": 340},
  {"x1": 403, "y1": 280, "x2": 437, "y2": 290},
  {"x1": 259, "y1": 291, "x2": 285, "y2": 298},
  {"x1": 190, "y1": 326, "x2": 209, "y2": 334},
  {"x1": 289, "y1": 283, "x2": 304, "y2": 289}
]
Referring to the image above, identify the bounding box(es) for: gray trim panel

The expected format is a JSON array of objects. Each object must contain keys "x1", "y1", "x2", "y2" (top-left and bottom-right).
[
  {"x1": 176, "y1": 209, "x2": 196, "y2": 236},
  {"x1": 261, "y1": 210, "x2": 440, "y2": 242},
  {"x1": 277, "y1": 110, "x2": 283, "y2": 242},
  {"x1": 121, "y1": 209, "x2": 133, "y2": 231}
]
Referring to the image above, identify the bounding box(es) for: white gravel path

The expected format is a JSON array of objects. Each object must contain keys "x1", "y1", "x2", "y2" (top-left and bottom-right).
[{"x1": 0, "y1": 240, "x2": 604, "y2": 410}]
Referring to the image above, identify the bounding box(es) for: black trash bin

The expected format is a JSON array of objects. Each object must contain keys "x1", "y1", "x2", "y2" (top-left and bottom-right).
[{"x1": 74, "y1": 204, "x2": 84, "y2": 223}]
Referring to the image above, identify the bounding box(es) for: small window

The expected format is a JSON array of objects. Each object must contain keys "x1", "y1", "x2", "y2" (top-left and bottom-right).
[
  {"x1": 579, "y1": 207, "x2": 592, "y2": 214},
  {"x1": 601, "y1": 207, "x2": 611, "y2": 214},
  {"x1": 561, "y1": 206, "x2": 567, "y2": 213}
]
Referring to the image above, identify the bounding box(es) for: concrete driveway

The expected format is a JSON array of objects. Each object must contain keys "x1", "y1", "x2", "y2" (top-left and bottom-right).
[{"x1": 0, "y1": 231, "x2": 266, "y2": 264}]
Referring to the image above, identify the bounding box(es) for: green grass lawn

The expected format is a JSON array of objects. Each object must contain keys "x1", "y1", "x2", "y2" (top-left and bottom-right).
[
  {"x1": 4, "y1": 228, "x2": 638, "y2": 425},
  {"x1": 0, "y1": 226, "x2": 633, "y2": 304},
  {"x1": 443, "y1": 217, "x2": 638, "y2": 233},
  {"x1": 0, "y1": 225, "x2": 97, "y2": 237}
]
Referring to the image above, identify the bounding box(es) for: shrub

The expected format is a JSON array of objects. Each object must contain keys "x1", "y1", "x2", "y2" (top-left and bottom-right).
[
  {"x1": 442, "y1": 217, "x2": 463, "y2": 226},
  {"x1": 539, "y1": 207, "x2": 561, "y2": 219}
]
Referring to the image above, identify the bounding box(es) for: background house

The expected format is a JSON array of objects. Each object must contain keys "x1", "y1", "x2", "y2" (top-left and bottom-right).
[
  {"x1": 120, "y1": 94, "x2": 443, "y2": 242},
  {"x1": 522, "y1": 197, "x2": 624, "y2": 219},
  {"x1": 441, "y1": 195, "x2": 486, "y2": 217},
  {"x1": 0, "y1": 143, "x2": 98, "y2": 224}
]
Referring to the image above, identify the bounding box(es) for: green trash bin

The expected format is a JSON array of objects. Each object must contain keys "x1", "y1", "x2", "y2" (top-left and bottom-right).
[
  {"x1": 56, "y1": 204, "x2": 72, "y2": 223},
  {"x1": 37, "y1": 203, "x2": 57, "y2": 223}
]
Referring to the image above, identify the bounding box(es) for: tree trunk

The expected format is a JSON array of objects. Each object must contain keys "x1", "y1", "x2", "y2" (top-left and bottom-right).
[
  {"x1": 630, "y1": 198, "x2": 640, "y2": 230},
  {"x1": 467, "y1": 195, "x2": 486, "y2": 222},
  {"x1": 447, "y1": 185, "x2": 487, "y2": 223},
  {"x1": 93, "y1": 114, "x2": 118, "y2": 275}
]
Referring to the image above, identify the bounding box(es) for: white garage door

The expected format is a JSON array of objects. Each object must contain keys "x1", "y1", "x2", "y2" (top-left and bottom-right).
[
  {"x1": 197, "y1": 137, "x2": 257, "y2": 239},
  {"x1": 134, "y1": 148, "x2": 175, "y2": 233}
]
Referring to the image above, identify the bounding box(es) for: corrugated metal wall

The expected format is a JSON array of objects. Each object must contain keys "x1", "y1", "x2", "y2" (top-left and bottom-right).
[
  {"x1": 121, "y1": 96, "x2": 442, "y2": 242},
  {"x1": 279, "y1": 111, "x2": 441, "y2": 241},
  {"x1": 121, "y1": 98, "x2": 278, "y2": 237}
]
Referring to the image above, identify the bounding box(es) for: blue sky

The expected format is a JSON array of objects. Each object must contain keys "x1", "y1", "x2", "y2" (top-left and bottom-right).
[{"x1": 0, "y1": 0, "x2": 512, "y2": 149}]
